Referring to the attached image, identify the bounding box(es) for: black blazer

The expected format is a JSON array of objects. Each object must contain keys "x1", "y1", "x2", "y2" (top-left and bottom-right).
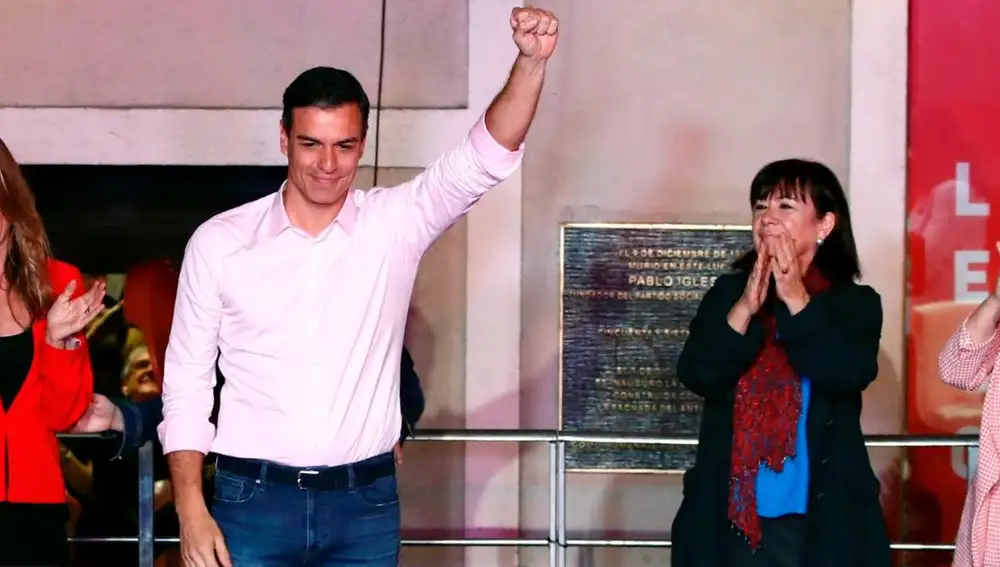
[
  {"x1": 670, "y1": 271, "x2": 891, "y2": 567},
  {"x1": 398, "y1": 347, "x2": 426, "y2": 444}
]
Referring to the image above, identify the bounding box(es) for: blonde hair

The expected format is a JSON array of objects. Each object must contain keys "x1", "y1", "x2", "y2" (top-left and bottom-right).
[{"x1": 0, "y1": 138, "x2": 53, "y2": 322}]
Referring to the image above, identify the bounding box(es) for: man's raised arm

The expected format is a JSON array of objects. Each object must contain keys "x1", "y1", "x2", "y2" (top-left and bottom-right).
[
  {"x1": 396, "y1": 6, "x2": 559, "y2": 253},
  {"x1": 484, "y1": 7, "x2": 558, "y2": 151}
]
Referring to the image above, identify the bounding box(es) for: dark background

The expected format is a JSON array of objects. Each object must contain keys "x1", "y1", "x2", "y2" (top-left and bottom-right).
[
  {"x1": 23, "y1": 164, "x2": 287, "y2": 274},
  {"x1": 22, "y1": 164, "x2": 286, "y2": 566}
]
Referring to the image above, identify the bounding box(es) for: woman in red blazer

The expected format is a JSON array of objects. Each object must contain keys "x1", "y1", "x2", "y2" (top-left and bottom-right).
[{"x1": 0, "y1": 138, "x2": 106, "y2": 566}]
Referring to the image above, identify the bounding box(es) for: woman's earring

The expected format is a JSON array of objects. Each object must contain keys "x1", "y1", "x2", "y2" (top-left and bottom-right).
[{"x1": 816, "y1": 237, "x2": 824, "y2": 246}]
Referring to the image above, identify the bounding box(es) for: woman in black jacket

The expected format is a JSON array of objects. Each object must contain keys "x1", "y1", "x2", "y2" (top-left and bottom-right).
[{"x1": 672, "y1": 159, "x2": 890, "y2": 567}]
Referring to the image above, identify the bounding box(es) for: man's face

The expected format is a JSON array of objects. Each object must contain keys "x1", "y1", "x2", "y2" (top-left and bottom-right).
[
  {"x1": 121, "y1": 344, "x2": 160, "y2": 402},
  {"x1": 280, "y1": 104, "x2": 367, "y2": 208}
]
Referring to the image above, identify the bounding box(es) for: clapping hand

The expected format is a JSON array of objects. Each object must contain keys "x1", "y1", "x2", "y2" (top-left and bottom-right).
[
  {"x1": 738, "y1": 242, "x2": 770, "y2": 316},
  {"x1": 511, "y1": 6, "x2": 559, "y2": 60},
  {"x1": 768, "y1": 232, "x2": 810, "y2": 313},
  {"x1": 45, "y1": 279, "x2": 106, "y2": 346}
]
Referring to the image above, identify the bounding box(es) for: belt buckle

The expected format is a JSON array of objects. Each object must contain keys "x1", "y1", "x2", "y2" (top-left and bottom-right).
[{"x1": 296, "y1": 469, "x2": 319, "y2": 490}]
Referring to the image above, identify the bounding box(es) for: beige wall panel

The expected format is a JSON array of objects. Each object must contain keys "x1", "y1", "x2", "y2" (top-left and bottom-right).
[
  {"x1": 518, "y1": 2, "x2": 852, "y2": 564},
  {"x1": 0, "y1": 0, "x2": 467, "y2": 109}
]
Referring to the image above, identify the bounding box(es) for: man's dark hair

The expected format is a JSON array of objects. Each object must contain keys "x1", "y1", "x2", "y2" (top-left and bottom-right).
[{"x1": 281, "y1": 67, "x2": 371, "y2": 137}]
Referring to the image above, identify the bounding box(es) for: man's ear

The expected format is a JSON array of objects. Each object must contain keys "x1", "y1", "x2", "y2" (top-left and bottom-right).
[{"x1": 279, "y1": 120, "x2": 289, "y2": 157}]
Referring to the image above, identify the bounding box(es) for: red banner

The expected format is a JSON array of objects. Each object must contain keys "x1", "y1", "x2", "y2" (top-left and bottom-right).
[{"x1": 907, "y1": 0, "x2": 1000, "y2": 564}]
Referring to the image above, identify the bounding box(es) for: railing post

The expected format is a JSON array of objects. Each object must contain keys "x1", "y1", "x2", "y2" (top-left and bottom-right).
[
  {"x1": 556, "y1": 438, "x2": 567, "y2": 567},
  {"x1": 549, "y1": 441, "x2": 558, "y2": 567},
  {"x1": 138, "y1": 440, "x2": 155, "y2": 567},
  {"x1": 968, "y1": 444, "x2": 977, "y2": 492}
]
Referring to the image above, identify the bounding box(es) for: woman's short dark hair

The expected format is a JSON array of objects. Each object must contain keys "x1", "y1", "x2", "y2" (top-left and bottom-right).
[{"x1": 732, "y1": 158, "x2": 861, "y2": 282}]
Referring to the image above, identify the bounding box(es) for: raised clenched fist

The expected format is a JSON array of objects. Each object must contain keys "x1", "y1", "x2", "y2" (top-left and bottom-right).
[{"x1": 510, "y1": 6, "x2": 559, "y2": 60}]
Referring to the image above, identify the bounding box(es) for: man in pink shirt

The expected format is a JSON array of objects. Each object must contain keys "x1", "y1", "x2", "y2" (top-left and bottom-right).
[{"x1": 157, "y1": 6, "x2": 559, "y2": 567}]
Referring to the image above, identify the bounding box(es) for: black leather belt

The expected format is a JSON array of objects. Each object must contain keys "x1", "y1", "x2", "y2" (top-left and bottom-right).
[{"x1": 215, "y1": 453, "x2": 395, "y2": 491}]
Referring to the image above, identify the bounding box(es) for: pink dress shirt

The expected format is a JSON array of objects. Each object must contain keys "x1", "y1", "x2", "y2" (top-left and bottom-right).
[
  {"x1": 157, "y1": 116, "x2": 523, "y2": 467},
  {"x1": 939, "y1": 320, "x2": 1000, "y2": 567}
]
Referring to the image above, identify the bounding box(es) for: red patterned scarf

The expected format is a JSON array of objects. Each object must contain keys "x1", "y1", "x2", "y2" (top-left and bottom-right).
[{"x1": 728, "y1": 265, "x2": 829, "y2": 548}]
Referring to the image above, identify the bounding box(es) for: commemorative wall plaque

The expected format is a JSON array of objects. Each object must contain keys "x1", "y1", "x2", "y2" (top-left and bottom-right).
[{"x1": 559, "y1": 223, "x2": 753, "y2": 472}]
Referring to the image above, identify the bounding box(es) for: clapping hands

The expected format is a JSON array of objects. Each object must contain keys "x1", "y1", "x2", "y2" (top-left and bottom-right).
[
  {"x1": 738, "y1": 242, "x2": 770, "y2": 316},
  {"x1": 738, "y1": 231, "x2": 810, "y2": 315},
  {"x1": 45, "y1": 279, "x2": 106, "y2": 346},
  {"x1": 767, "y1": 232, "x2": 809, "y2": 312}
]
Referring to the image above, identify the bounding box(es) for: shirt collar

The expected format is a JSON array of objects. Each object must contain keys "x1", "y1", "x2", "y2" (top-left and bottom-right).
[{"x1": 263, "y1": 182, "x2": 358, "y2": 239}]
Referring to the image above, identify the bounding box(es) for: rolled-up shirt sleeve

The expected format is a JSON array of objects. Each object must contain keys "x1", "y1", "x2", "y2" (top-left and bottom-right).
[
  {"x1": 157, "y1": 222, "x2": 225, "y2": 455},
  {"x1": 399, "y1": 114, "x2": 525, "y2": 254},
  {"x1": 938, "y1": 315, "x2": 1000, "y2": 393}
]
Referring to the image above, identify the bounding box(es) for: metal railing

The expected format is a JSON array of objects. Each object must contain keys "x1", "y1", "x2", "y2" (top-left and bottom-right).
[{"x1": 58, "y1": 430, "x2": 978, "y2": 567}]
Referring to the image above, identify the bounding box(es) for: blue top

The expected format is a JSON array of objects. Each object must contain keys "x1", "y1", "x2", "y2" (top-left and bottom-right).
[{"x1": 755, "y1": 377, "x2": 811, "y2": 517}]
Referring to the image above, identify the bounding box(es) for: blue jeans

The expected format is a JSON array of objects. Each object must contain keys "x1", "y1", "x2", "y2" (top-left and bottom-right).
[{"x1": 211, "y1": 453, "x2": 401, "y2": 566}]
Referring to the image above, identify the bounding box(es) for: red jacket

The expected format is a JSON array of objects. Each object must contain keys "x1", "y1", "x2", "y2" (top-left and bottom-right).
[{"x1": 0, "y1": 259, "x2": 93, "y2": 503}]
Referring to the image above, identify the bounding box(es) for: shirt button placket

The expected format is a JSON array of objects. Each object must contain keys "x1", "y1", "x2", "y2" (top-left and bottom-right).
[{"x1": 306, "y1": 241, "x2": 323, "y2": 340}]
